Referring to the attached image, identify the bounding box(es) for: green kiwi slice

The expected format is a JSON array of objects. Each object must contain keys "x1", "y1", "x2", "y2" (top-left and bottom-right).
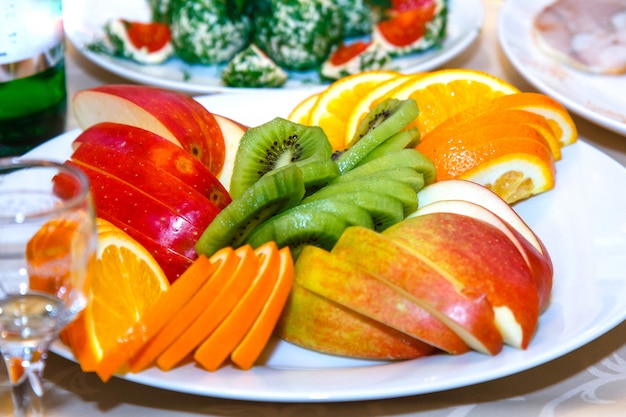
[
  {"x1": 267, "y1": 158, "x2": 340, "y2": 196},
  {"x1": 336, "y1": 98, "x2": 419, "y2": 174},
  {"x1": 229, "y1": 117, "x2": 333, "y2": 199},
  {"x1": 195, "y1": 164, "x2": 306, "y2": 257},
  {"x1": 305, "y1": 177, "x2": 418, "y2": 217},
  {"x1": 357, "y1": 127, "x2": 420, "y2": 165},
  {"x1": 246, "y1": 199, "x2": 374, "y2": 258},
  {"x1": 338, "y1": 148, "x2": 436, "y2": 185},
  {"x1": 303, "y1": 191, "x2": 405, "y2": 232}
]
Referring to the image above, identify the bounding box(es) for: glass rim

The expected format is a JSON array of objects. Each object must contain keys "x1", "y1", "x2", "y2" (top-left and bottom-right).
[{"x1": 0, "y1": 157, "x2": 92, "y2": 221}]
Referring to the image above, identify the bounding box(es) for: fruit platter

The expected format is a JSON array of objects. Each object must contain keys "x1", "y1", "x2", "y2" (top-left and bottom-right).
[{"x1": 29, "y1": 69, "x2": 626, "y2": 402}]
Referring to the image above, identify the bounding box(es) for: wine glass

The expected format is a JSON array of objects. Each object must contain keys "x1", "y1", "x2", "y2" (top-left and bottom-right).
[{"x1": 0, "y1": 158, "x2": 96, "y2": 416}]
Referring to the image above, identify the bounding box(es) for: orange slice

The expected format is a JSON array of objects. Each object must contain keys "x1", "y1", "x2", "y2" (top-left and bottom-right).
[
  {"x1": 230, "y1": 246, "x2": 294, "y2": 370},
  {"x1": 155, "y1": 244, "x2": 260, "y2": 371},
  {"x1": 417, "y1": 127, "x2": 556, "y2": 203},
  {"x1": 308, "y1": 70, "x2": 401, "y2": 150},
  {"x1": 193, "y1": 241, "x2": 281, "y2": 371},
  {"x1": 423, "y1": 108, "x2": 562, "y2": 161},
  {"x1": 387, "y1": 69, "x2": 520, "y2": 135},
  {"x1": 288, "y1": 92, "x2": 320, "y2": 125},
  {"x1": 63, "y1": 218, "x2": 169, "y2": 373}
]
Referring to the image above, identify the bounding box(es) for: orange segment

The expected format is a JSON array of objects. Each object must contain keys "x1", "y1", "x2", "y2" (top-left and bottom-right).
[
  {"x1": 63, "y1": 218, "x2": 169, "y2": 373},
  {"x1": 307, "y1": 70, "x2": 401, "y2": 150},
  {"x1": 94, "y1": 248, "x2": 226, "y2": 381},
  {"x1": 230, "y1": 246, "x2": 294, "y2": 370},
  {"x1": 423, "y1": 108, "x2": 562, "y2": 161},
  {"x1": 156, "y1": 244, "x2": 259, "y2": 371},
  {"x1": 193, "y1": 241, "x2": 281, "y2": 371},
  {"x1": 127, "y1": 246, "x2": 240, "y2": 373},
  {"x1": 387, "y1": 69, "x2": 520, "y2": 136}
]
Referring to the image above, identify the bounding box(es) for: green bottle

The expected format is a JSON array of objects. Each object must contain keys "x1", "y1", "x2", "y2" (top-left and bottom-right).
[{"x1": 0, "y1": 0, "x2": 67, "y2": 157}]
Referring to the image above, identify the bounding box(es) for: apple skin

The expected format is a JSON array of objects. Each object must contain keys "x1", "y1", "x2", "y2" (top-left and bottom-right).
[
  {"x1": 412, "y1": 199, "x2": 552, "y2": 312},
  {"x1": 384, "y1": 213, "x2": 540, "y2": 349},
  {"x1": 213, "y1": 114, "x2": 248, "y2": 190},
  {"x1": 276, "y1": 284, "x2": 436, "y2": 360},
  {"x1": 96, "y1": 214, "x2": 194, "y2": 283},
  {"x1": 72, "y1": 84, "x2": 226, "y2": 175},
  {"x1": 66, "y1": 160, "x2": 208, "y2": 259},
  {"x1": 294, "y1": 245, "x2": 469, "y2": 355},
  {"x1": 72, "y1": 122, "x2": 231, "y2": 209},
  {"x1": 332, "y1": 226, "x2": 504, "y2": 355},
  {"x1": 416, "y1": 179, "x2": 550, "y2": 260}
]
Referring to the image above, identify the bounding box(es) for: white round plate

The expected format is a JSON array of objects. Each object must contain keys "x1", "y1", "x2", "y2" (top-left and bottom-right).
[
  {"x1": 497, "y1": 0, "x2": 626, "y2": 136},
  {"x1": 40, "y1": 90, "x2": 626, "y2": 402},
  {"x1": 63, "y1": 0, "x2": 483, "y2": 94}
]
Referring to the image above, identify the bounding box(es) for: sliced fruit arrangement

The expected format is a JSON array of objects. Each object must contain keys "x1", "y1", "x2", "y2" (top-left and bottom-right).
[
  {"x1": 57, "y1": 71, "x2": 570, "y2": 380},
  {"x1": 290, "y1": 68, "x2": 578, "y2": 203}
]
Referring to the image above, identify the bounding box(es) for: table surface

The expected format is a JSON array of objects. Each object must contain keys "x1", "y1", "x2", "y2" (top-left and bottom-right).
[{"x1": 2, "y1": 1, "x2": 625, "y2": 415}]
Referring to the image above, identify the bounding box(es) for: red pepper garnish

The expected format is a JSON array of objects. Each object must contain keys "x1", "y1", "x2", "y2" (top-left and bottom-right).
[
  {"x1": 330, "y1": 41, "x2": 371, "y2": 66},
  {"x1": 123, "y1": 20, "x2": 171, "y2": 53},
  {"x1": 377, "y1": 4, "x2": 437, "y2": 47}
]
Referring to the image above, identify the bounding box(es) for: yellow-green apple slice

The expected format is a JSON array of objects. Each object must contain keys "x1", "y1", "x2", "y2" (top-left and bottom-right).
[
  {"x1": 294, "y1": 245, "x2": 468, "y2": 354},
  {"x1": 276, "y1": 284, "x2": 434, "y2": 360},
  {"x1": 72, "y1": 84, "x2": 226, "y2": 175},
  {"x1": 213, "y1": 114, "x2": 247, "y2": 190},
  {"x1": 415, "y1": 179, "x2": 549, "y2": 257},
  {"x1": 72, "y1": 122, "x2": 231, "y2": 209},
  {"x1": 333, "y1": 226, "x2": 504, "y2": 355},
  {"x1": 385, "y1": 213, "x2": 540, "y2": 349},
  {"x1": 412, "y1": 199, "x2": 553, "y2": 312}
]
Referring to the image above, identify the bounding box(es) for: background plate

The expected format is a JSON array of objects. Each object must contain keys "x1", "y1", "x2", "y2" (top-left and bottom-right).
[
  {"x1": 37, "y1": 90, "x2": 626, "y2": 402},
  {"x1": 497, "y1": 0, "x2": 626, "y2": 136},
  {"x1": 63, "y1": 0, "x2": 483, "y2": 93}
]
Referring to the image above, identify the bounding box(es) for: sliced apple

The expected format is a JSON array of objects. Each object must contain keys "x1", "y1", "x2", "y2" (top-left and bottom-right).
[
  {"x1": 293, "y1": 245, "x2": 468, "y2": 354},
  {"x1": 72, "y1": 122, "x2": 231, "y2": 209},
  {"x1": 415, "y1": 179, "x2": 549, "y2": 257},
  {"x1": 385, "y1": 213, "x2": 539, "y2": 349},
  {"x1": 332, "y1": 226, "x2": 504, "y2": 355},
  {"x1": 412, "y1": 199, "x2": 553, "y2": 311},
  {"x1": 72, "y1": 84, "x2": 226, "y2": 175},
  {"x1": 213, "y1": 114, "x2": 248, "y2": 190},
  {"x1": 276, "y1": 284, "x2": 435, "y2": 360}
]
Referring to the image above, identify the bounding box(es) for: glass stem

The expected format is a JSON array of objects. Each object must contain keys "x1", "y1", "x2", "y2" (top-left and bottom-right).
[{"x1": 2, "y1": 341, "x2": 50, "y2": 417}]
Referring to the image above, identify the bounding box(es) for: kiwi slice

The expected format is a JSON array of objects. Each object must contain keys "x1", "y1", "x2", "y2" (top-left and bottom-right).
[
  {"x1": 357, "y1": 167, "x2": 425, "y2": 192},
  {"x1": 303, "y1": 191, "x2": 405, "y2": 232},
  {"x1": 305, "y1": 177, "x2": 418, "y2": 217},
  {"x1": 337, "y1": 148, "x2": 435, "y2": 185},
  {"x1": 267, "y1": 158, "x2": 340, "y2": 196},
  {"x1": 195, "y1": 164, "x2": 306, "y2": 257},
  {"x1": 357, "y1": 127, "x2": 420, "y2": 166},
  {"x1": 336, "y1": 98, "x2": 419, "y2": 174},
  {"x1": 246, "y1": 199, "x2": 374, "y2": 258},
  {"x1": 229, "y1": 117, "x2": 333, "y2": 199}
]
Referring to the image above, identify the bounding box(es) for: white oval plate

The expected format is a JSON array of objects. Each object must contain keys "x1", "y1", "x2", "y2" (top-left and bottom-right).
[
  {"x1": 63, "y1": 0, "x2": 483, "y2": 93},
  {"x1": 497, "y1": 0, "x2": 626, "y2": 136},
  {"x1": 41, "y1": 90, "x2": 626, "y2": 402}
]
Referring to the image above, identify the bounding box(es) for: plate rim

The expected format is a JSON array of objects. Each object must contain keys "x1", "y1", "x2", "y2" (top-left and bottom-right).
[
  {"x1": 496, "y1": 0, "x2": 626, "y2": 136},
  {"x1": 42, "y1": 90, "x2": 626, "y2": 403},
  {"x1": 64, "y1": 0, "x2": 484, "y2": 94}
]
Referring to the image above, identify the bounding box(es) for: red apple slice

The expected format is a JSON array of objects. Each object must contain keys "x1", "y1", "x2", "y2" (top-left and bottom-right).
[
  {"x1": 385, "y1": 213, "x2": 540, "y2": 349},
  {"x1": 213, "y1": 114, "x2": 247, "y2": 190},
  {"x1": 72, "y1": 84, "x2": 226, "y2": 175},
  {"x1": 415, "y1": 179, "x2": 549, "y2": 257},
  {"x1": 72, "y1": 122, "x2": 231, "y2": 209},
  {"x1": 412, "y1": 199, "x2": 553, "y2": 311},
  {"x1": 333, "y1": 226, "x2": 504, "y2": 355},
  {"x1": 67, "y1": 160, "x2": 209, "y2": 258},
  {"x1": 276, "y1": 284, "x2": 434, "y2": 360},
  {"x1": 294, "y1": 245, "x2": 468, "y2": 354}
]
